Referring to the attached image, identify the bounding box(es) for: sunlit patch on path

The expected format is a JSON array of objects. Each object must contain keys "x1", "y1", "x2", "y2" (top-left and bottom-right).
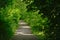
[{"x1": 12, "y1": 20, "x2": 38, "y2": 40}]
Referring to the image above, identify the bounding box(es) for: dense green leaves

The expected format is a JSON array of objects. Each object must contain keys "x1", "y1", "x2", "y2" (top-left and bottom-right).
[
  {"x1": 0, "y1": 0, "x2": 60, "y2": 40},
  {"x1": 0, "y1": 0, "x2": 21, "y2": 40},
  {"x1": 21, "y1": 0, "x2": 60, "y2": 40},
  {"x1": 21, "y1": 10, "x2": 49, "y2": 40}
]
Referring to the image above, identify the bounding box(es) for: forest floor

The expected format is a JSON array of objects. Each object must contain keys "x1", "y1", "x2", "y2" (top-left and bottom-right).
[{"x1": 12, "y1": 20, "x2": 38, "y2": 40}]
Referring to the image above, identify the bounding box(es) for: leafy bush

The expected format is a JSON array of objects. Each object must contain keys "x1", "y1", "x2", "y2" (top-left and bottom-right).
[
  {"x1": 19, "y1": 1, "x2": 50, "y2": 40},
  {"x1": 22, "y1": 0, "x2": 60, "y2": 40},
  {"x1": 21, "y1": 10, "x2": 49, "y2": 40},
  {"x1": 0, "y1": 4, "x2": 20, "y2": 40}
]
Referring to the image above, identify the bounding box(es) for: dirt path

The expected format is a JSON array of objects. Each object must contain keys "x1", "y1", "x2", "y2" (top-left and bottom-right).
[{"x1": 12, "y1": 20, "x2": 38, "y2": 40}]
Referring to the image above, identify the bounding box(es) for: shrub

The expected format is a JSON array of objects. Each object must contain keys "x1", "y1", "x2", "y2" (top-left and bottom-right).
[
  {"x1": 0, "y1": 4, "x2": 20, "y2": 40},
  {"x1": 21, "y1": 10, "x2": 50, "y2": 40}
]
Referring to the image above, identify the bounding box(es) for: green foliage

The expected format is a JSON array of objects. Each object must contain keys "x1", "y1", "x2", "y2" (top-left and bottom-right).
[
  {"x1": 21, "y1": 10, "x2": 49, "y2": 40},
  {"x1": 0, "y1": 0, "x2": 20, "y2": 40},
  {"x1": 23, "y1": 0, "x2": 60, "y2": 40},
  {"x1": 0, "y1": 0, "x2": 12, "y2": 8},
  {"x1": 0, "y1": 0, "x2": 60, "y2": 40},
  {"x1": 19, "y1": 0, "x2": 50, "y2": 40},
  {"x1": 0, "y1": 6, "x2": 20, "y2": 40}
]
